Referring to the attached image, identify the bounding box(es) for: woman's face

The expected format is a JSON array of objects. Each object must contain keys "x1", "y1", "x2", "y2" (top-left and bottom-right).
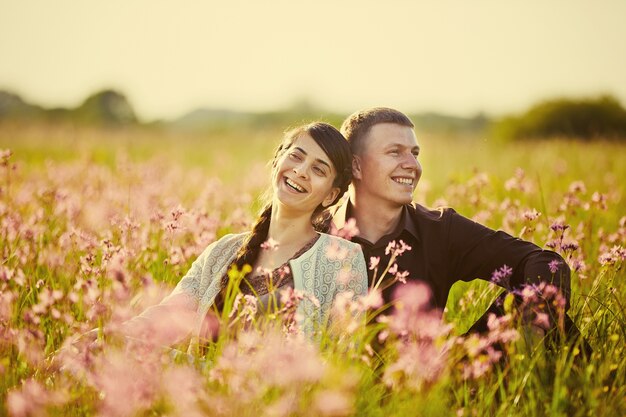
[{"x1": 272, "y1": 133, "x2": 340, "y2": 215}]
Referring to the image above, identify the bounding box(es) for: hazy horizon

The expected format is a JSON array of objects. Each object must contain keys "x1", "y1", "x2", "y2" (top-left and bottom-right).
[{"x1": 2, "y1": 0, "x2": 626, "y2": 121}]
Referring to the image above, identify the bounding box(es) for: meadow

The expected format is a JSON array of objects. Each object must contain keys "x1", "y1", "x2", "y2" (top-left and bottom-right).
[{"x1": 0, "y1": 122, "x2": 624, "y2": 416}]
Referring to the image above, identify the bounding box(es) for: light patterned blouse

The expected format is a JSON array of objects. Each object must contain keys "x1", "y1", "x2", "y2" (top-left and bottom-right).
[{"x1": 166, "y1": 232, "x2": 368, "y2": 338}]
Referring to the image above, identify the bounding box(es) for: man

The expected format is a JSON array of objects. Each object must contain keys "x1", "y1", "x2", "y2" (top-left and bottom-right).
[{"x1": 333, "y1": 107, "x2": 580, "y2": 339}]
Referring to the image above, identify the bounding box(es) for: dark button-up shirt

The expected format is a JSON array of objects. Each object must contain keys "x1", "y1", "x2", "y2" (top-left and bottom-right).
[{"x1": 332, "y1": 200, "x2": 571, "y2": 332}]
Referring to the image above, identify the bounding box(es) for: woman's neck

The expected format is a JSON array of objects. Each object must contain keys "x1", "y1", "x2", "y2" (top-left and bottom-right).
[
  {"x1": 249, "y1": 204, "x2": 318, "y2": 273},
  {"x1": 267, "y1": 204, "x2": 317, "y2": 249}
]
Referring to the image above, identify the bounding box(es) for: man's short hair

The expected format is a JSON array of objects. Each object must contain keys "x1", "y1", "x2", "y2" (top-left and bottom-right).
[{"x1": 340, "y1": 107, "x2": 414, "y2": 154}]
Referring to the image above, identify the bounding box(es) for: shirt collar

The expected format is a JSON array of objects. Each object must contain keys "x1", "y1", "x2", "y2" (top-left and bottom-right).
[{"x1": 332, "y1": 198, "x2": 421, "y2": 244}]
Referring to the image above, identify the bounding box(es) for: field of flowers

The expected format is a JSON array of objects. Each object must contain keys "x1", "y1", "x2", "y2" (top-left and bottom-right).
[{"x1": 1, "y1": 124, "x2": 625, "y2": 416}]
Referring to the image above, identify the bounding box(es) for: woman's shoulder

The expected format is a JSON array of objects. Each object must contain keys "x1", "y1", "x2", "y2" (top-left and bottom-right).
[
  {"x1": 316, "y1": 233, "x2": 362, "y2": 252},
  {"x1": 215, "y1": 232, "x2": 249, "y2": 246},
  {"x1": 198, "y1": 232, "x2": 249, "y2": 257}
]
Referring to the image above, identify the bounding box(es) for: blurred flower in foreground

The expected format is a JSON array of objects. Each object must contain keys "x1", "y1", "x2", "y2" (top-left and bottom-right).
[
  {"x1": 6, "y1": 378, "x2": 66, "y2": 417},
  {"x1": 382, "y1": 282, "x2": 453, "y2": 391}
]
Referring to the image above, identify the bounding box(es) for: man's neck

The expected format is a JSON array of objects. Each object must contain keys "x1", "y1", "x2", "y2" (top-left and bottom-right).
[{"x1": 350, "y1": 193, "x2": 404, "y2": 244}]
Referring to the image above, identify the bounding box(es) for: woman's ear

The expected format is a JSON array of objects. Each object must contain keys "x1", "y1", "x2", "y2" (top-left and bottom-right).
[
  {"x1": 322, "y1": 187, "x2": 341, "y2": 208},
  {"x1": 351, "y1": 155, "x2": 362, "y2": 180}
]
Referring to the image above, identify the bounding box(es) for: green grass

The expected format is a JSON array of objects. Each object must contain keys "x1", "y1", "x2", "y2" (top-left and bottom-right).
[{"x1": 0, "y1": 122, "x2": 624, "y2": 416}]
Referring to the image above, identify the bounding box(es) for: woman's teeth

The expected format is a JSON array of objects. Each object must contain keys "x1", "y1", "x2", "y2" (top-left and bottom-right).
[{"x1": 285, "y1": 178, "x2": 306, "y2": 192}]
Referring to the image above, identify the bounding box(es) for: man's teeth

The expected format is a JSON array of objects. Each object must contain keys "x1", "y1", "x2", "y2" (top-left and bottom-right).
[
  {"x1": 393, "y1": 177, "x2": 413, "y2": 185},
  {"x1": 285, "y1": 178, "x2": 306, "y2": 192}
]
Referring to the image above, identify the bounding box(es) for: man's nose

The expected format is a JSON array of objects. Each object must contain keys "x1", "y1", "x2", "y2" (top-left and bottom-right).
[{"x1": 401, "y1": 153, "x2": 418, "y2": 169}]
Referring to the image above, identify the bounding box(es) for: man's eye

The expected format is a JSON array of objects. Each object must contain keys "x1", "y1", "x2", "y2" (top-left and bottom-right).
[{"x1": 389, "y1": 150, "x2": 399, "y2": 155}]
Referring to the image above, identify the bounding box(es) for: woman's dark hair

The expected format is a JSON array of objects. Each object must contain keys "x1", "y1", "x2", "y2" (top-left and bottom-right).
[{"x1": 218, "y1": 122, "x2": 352, "y2": 293}]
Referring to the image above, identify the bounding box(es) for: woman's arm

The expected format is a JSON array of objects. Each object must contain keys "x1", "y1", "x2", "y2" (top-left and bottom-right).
[
  {"x1": 115, "y1": 241, "x2": 220, "y2": 345},
  {"x1": 119, "y1": 291, "x2": 199, "y2": 345}
]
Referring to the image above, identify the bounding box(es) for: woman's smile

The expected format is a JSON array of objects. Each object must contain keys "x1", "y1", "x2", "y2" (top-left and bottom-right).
[
  {"x1": 273, "y1": 133, "x2": 339, "y2": 212},
  {"x1": 284, "y1": 177, "x2": 307, "y2": 193}
]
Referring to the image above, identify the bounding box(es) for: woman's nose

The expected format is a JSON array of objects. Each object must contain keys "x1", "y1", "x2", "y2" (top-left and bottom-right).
[{"x1": 293, "y1": 164, "x2": 308, "y2": 178}]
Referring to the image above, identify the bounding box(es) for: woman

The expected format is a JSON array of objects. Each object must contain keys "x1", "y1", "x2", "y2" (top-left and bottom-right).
[{"x1": 118, "y1": 122, "x2": 368, "y2": 347}]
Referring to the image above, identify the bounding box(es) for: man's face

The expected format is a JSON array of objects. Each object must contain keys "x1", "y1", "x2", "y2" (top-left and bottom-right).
[{"x1": 353, "y1": 123, "x2": 421, "y2": 207}]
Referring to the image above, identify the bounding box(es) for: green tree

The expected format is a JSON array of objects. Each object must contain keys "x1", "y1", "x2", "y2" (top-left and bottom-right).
[{"x1": 494, "y1": 95, "x2": 626, "y2": 140}]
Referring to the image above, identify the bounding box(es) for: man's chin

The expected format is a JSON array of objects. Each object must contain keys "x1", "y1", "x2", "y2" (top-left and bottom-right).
[
  {"x1": 401, "y1": 192, "x2": 416, "y2": 203},
  {"x1": 389, "y1": 195, "x2": 413, "y2": 207}
]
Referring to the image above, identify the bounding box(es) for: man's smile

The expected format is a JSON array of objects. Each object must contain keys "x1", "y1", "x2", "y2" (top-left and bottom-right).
[{"x1": 392, "y1": 176, "x2": 415, "y2": 186}]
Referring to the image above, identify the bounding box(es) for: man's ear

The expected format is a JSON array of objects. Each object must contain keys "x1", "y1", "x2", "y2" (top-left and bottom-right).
[
  {"x1": 322, "y1": 187, "x2": 340, "y2": 208},
  {"x1": 352, "y1": 155, "x2": 362, "y2": 180}
]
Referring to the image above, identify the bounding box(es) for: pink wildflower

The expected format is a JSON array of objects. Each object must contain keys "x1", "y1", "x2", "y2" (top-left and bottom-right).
[
  {"x1": 333, "y1": 217, "x2": 360, "y2": 240},
  {"x1": 383, "y1": 340, "x2": 448, "y2": 391},
  {"x1": 463, "y1": 356, "x2": 491, "y2": 379},
  {"x1": 336, "y1": 269, "x2": 351, "y2": 285},
  {"x1": 0, "y1": 291, "x2": 15, "y2": 322},
  {"x1": 93, "y1": 350, "x2": 160, "y2": 417},
  {"x1": 534, "y1": 312, "x2": 551, "y2": 330},
  {"x1": 325, "y1": 240, "x2": 349, "y2": 260},
  {"x1": 520, "y1": 286, "x2": 538, "y2": 303},
  {"x1": 0, "y1": 148, "x2": 13, "y2": 167},
  {"x1": 394, "y1": 270, "x2": 409, "y2": 284},
  {"x1": 486, "y1": 313, "x2": 520, "y2": 344},
  {"x1": 170, "y1": 204, "x2": 186, "y2": 221},
  {"x1": 228, "y1": 293, "x2": 258, "y2": 322},
  {"x1": 568, "y1": 181, "x2": 587, "y2": 194},
  {"x1": 550, "y1": 220, "x2": 570, "y2": 232},
  {"x1": 522, "y1": 209, "x2": 541, "y2": 221},
  {"x1": 591, "y1": 192, "x2": 608, "y2": 210},
  {"x1": 599, "y1": 245, "x2": 626, "y2": 265},
  {"x1": 385, "y1": 240, "x2": 397, "y2": 256},
  {"x1": 398, "y1": 240, "x2": 412, "y2": 254},
  {"x1": 279, "y1": 265, "x2": 291, "y2": 278},
  {"x1": 570, "y1": 257, "x2": 587, "y2": 275},
  {"x1": 548, "y1": 259, "x2": 562, "y2": 274},
  {"x1": 359, "y1": 288, "x2": 383, "y2": 310},
  {"x1": 313, "y1": 390, "x2": 354, "y2": 416},
  {"x1": 561, "y1": 240, "x2": 579, "y2": 252},
  {"x1": 260, "y1": 237, "x2": 280, "y2": 251},
  {"x1": 369, "y1": 256, "x2": 380, "y2": 271},
  {"x1": 384, "y1": 239, "x2": 412, "y2": 257},
  {"x1": 7, "y1": 378, "x2": 64, "y2": 417},
  {"x1": 161, "y1": 366, "x2": 207, "y2": 417},
  {"x1": 393, "y1": 281, "x2": 432, "y2": 313},
  {"x1": 490, "y1": 264, "x2": 513, "y2": 285}
]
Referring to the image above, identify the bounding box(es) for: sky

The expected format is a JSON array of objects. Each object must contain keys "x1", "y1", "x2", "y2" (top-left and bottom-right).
[{"x1": 1, "y1": 0, "x2": 626, "y2": 121}]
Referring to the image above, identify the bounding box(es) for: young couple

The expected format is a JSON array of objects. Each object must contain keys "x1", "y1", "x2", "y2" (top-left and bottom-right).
[{"x1": 120, "y1": 107, "x2": 574, "y2": 346}]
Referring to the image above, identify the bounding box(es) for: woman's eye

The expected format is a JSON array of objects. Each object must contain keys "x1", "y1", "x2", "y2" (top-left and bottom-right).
[
  {"x1": 289, "y1": 153, "x2": 302, "y2": 161},
  {"x1": 313, "y1": 166, "x2": 326, "y2": 176}
]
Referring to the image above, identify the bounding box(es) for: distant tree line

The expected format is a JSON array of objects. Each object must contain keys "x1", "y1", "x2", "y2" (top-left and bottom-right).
[
  {"x1": 2, "y1": 88, "x2": 625, "y2": 140},
  {"x1": 493, "y1": 95, "x2": 626, "y2": 140},
  {"x1": 0, "y1": 89, "x2": 138, "y2": 126}
]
